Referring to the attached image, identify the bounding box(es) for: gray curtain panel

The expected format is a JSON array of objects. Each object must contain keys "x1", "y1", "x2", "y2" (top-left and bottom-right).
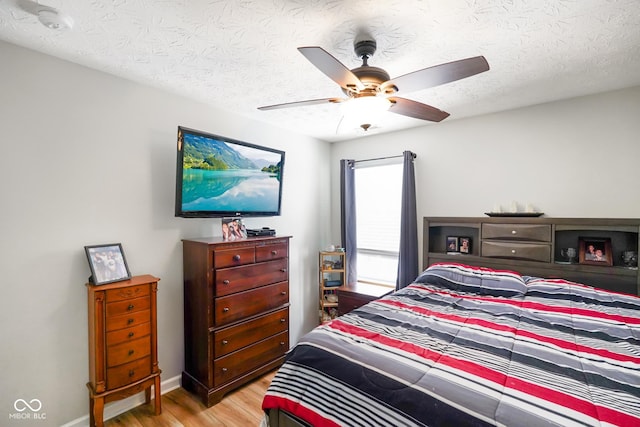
[
  {"x1": 396, "y1": 151, "x2": 418, "y2": 289},
  {"x1": 340, "y1": 159, "x2": 357, "y2": 285}
]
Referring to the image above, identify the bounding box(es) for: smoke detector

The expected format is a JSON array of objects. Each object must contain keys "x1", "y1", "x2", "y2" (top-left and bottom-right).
[{"x1": 37, "y1": 8, "x2": 74, "y2": 30}]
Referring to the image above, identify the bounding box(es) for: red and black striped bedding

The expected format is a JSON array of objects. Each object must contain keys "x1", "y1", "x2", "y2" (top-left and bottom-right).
[{"x1": 263, "y1": 263, "x2": 640, "y2": 427}]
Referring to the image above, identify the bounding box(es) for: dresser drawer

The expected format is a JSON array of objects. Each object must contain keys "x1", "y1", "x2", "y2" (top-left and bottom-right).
[
  {"x1": 482, "y1": 224, "x2": 551, "y2": 242},
  {"x1": 106, "y1": 295, "x2": 150, "y2": 317},
  {"x1": 214, "y1": 247, "x2": 256, "y2": 268},
  {"x1": 214, "y1": 331, "x2": 288, "y2": 387},
  {"x1": 482, "y1": 241, "x2": 551, "y2": 262},
  {"x1": 215, "y1": 258, "x2": 288, "y2": 296},
  {"x1": 105, "y1": 284, "x2": 150, "y2": 303},
  {"x1": 214, "y1": 307, "x2": 288, "y2": 356},
  {"x1": 106, "y1": 357, "x2": 151, "y2": 389},
  {"x1": 107, "y1": 335, "x2": 151, "y2": 367},
  {"x1": 106, "y1": 321, "x2": 150, "y2": 346},
  {"x1": 106, "y1": 310, "x2": 151, "y2": 332},
  {"x1": 214, "y1": 281, "x2": 289, "y2": 326},
  {"x1": 256, "y1": 241, "x2": 288, "y2": 262}
]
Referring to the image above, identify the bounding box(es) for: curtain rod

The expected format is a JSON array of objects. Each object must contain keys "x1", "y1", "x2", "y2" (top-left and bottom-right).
[{"x1": 352, "y1": 151, "x2": 416, "y2": 164}]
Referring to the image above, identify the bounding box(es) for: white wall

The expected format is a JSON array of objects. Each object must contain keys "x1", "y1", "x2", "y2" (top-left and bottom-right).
[
  {"x1": 0, "y1": 40, "x2": 329, "y2": 426},
  {"x1": 330, "y1": 86, "x2": 640, "y2": 263}
]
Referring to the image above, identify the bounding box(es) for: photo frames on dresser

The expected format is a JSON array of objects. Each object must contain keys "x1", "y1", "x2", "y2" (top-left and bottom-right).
[
  {"x1": 221, "y1": 217, "x2": 247, "y2": 241},
  {"x1": 84, "y1": 243, "x2": 131, "y2": 285}
]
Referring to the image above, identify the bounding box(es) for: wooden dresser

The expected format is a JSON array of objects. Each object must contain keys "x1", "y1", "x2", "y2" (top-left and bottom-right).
[
  {"x1": 181, "y1": 236, "x2": 291, "y2": 406},
  {"x1": 86, "y1": 275, "x2": 161, "y2": 427}
]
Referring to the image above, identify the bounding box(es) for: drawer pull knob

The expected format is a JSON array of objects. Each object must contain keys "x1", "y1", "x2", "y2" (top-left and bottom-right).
[
  {"x1": 233, "y1": 254, "x2": 241, "y2": 262},
  {"x1": 128, "y1": 370, "x2": 135, "y2": 377},
  {"x1": 223, "y1": 307, "x2": 230, "y2": 312},
  {"x1": 127, "y1": 318, "x2": 134, "y2": 324},
  {"x1": 280, "y1": 341, "x2": 285, "y2": 346},
  {"x1": 128, "y1": 332, "x2": 134, "y2": 338},
  {"x1": 511, "y1": 249, "x2": 517, "y2": 254},
  {"x1": 222, "y1": 340, "x2": 228, "y2": 345},
  {"x1": 222, "y1": 367, "x2": 228, "y2": 373},
  {"x1": 128, "y1": 350, "x2": 134, "y2": 356},
  {"x1": 280, "y1": 291, "x2": 287, "y2": 296},
  {"x1": 511, "y1": 230, "x2": 517, "y2": 235},
  {"x1": 223, "y1": 280, "x2": 230, "y2": 285},
  {"x1": 127, "y1": 304, "x2": 134, "y2": 310},
  {"x1": 280, "y1": 268, "x2": 287, "y2": 273},
  {"x1": 271, "y1": 250, "x2": 278, "y2": 255},
  {"x1": 280, "y1": 318, "x2": 286, "y2": 323}
]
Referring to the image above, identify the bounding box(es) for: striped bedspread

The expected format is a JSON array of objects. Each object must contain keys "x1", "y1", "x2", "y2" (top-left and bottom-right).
[{"x1": 263, "y1": 263, "x2": 640, "y2": 427}]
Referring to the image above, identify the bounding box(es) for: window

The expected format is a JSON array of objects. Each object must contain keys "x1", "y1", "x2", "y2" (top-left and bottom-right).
[{"x1": 354, "y1": 160, "x2": 403, "y2": 286}]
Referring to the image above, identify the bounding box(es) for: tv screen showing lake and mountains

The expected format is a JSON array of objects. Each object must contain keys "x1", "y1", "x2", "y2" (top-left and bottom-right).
[{"x1": 180, "y1": 132, "x2": 283, "y2": 215}]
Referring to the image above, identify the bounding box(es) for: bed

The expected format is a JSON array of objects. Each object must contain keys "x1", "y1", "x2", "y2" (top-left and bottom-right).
[{"x1": 262, "y1": 263, "x2": 640, "y2": 426}]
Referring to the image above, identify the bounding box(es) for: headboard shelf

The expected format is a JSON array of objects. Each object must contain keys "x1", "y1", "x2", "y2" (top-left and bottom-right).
[{"x1": 424, "y1": 217, "x2": 640, "y2": 295}]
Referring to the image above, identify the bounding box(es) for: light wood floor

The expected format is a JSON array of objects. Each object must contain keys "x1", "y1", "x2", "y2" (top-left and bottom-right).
[{"x1": 105, "y1": 370, "x2": 276, "y2": 427}]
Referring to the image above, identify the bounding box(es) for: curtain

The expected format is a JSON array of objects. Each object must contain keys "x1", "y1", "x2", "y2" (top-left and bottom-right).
[
  {"x1": 396, "y1": 151, "x2": 418, "y2": 290},
  {"x1": 340, "y1": 159, "x2": 357, "y2": 285}
]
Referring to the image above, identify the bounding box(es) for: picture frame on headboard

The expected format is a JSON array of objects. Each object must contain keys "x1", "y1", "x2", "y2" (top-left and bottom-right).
[
  {"x1": 459, "y1": 237, "x2": 472, "y2": 254},
  {"x1": 446, "y1": 236, "x2": 459, "y2": 253},
  {"x1": 84, "y1": 243, "x2": 131, "y2": 285},
  {"x1": 579, "y1": 237, "x2": 613, "y2": 266}
]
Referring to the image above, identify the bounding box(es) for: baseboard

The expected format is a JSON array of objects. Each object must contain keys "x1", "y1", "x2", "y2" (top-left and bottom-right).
[{"x1": 60, "y1": 374, "x2": 182, "y2": 427}]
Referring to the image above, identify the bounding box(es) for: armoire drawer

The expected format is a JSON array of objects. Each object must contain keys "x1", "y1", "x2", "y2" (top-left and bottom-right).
[
  {"x1": 106, "y1": 357, "x2": 151, "y2": 389},
  {"x1": 106, "y1": 295, "x2": 150, "y2": 317},
  {"x1": 214, "y1": 307, "x2": 289, "y2": 356},
  {"x1": 107, "y1": 335, "x2": 151, "y2": 367},
  {"x1": 105, "y1": 284, "x2": 150, "y2": 302},
  {"x1": 214, "y1": 281, "x2": 289, "y2": 326},
  {"x1": 482, "y1": 241, "x2": 551, "y2": 262},
  {"x1": 106, "y1": 321, "x2": 150, "y2": 346},
  {"x1": 213, "y1": 331, "x2": 288, "y2": 387},
  {"x1": 482, "y1": 223, "x2": 551, "y2": 242},
  {"x1": 215, "y1": 258, "x2": 288, "y2": 296},
  {"x1": 106, "y1": 310, "x2": 151, "y2": 332}
]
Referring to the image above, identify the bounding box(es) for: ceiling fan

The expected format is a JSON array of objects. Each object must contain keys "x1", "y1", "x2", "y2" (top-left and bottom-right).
[{"x1": 258, "y1": 38, "x2": 489, "y2": 124}]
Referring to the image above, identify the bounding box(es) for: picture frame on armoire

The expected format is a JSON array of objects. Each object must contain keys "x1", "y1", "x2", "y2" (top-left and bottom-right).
[{"x1": 84, "y1": 243, "x2": 131, "y2": 285}]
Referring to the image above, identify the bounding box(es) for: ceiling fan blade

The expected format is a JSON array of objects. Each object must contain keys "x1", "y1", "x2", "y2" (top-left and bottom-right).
[
  {"x1": 388, "y1": 97, "x2": 450, "y2": 122},
  {"x1": 383, "y1": 56, "x2": 489, "y2": 94},
  {"x1": 258, "y1": 97, "x2": 344, "y2": 111},
  {"x1": 298, "y1": 46, "x2": 365, "y2": 91}
]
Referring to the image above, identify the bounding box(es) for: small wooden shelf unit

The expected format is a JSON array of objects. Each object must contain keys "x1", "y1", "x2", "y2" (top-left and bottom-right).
[{"x1": 319, "y1": 251, "x2": 346, "y2": 323}]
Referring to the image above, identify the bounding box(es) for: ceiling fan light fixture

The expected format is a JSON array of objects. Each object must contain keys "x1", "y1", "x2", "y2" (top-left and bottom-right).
[{"x1": 341, "y1": 96, "x2": 391, "y2": 121}]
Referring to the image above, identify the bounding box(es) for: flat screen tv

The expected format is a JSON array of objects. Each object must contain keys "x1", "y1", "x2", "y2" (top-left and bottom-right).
[{"x1": 175, "y1": 126, "x2": 285, "y2": 218}]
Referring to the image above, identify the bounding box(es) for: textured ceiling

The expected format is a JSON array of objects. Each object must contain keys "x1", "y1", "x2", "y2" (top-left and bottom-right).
[{"x1": 1, "y1": 0, "x2": 640, "y2": 142}]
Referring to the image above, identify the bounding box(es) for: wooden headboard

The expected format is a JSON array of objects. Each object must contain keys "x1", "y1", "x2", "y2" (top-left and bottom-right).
[{"x1": 423, "y1": 217, "x2": 640, "y2": 296}]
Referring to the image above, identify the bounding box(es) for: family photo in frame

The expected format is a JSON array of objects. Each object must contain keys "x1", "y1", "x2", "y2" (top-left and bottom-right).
[
  {"x1": 447, "y1": 236, "x2": 472, "y2": 254},
  {"x1": 222, "y1": 217, "x2": 247, "y2": 241},
  {"x1": 84, "y1": 243, "x2": 131, "y2": 285},
  {"x1": 579, "y1": 237, "x2": 613, "y2": 266}
]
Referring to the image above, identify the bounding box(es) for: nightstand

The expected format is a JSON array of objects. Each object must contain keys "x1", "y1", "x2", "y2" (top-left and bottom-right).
[{"x1": 337, "y1": 283, "x2": 392, "y2": 316}]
